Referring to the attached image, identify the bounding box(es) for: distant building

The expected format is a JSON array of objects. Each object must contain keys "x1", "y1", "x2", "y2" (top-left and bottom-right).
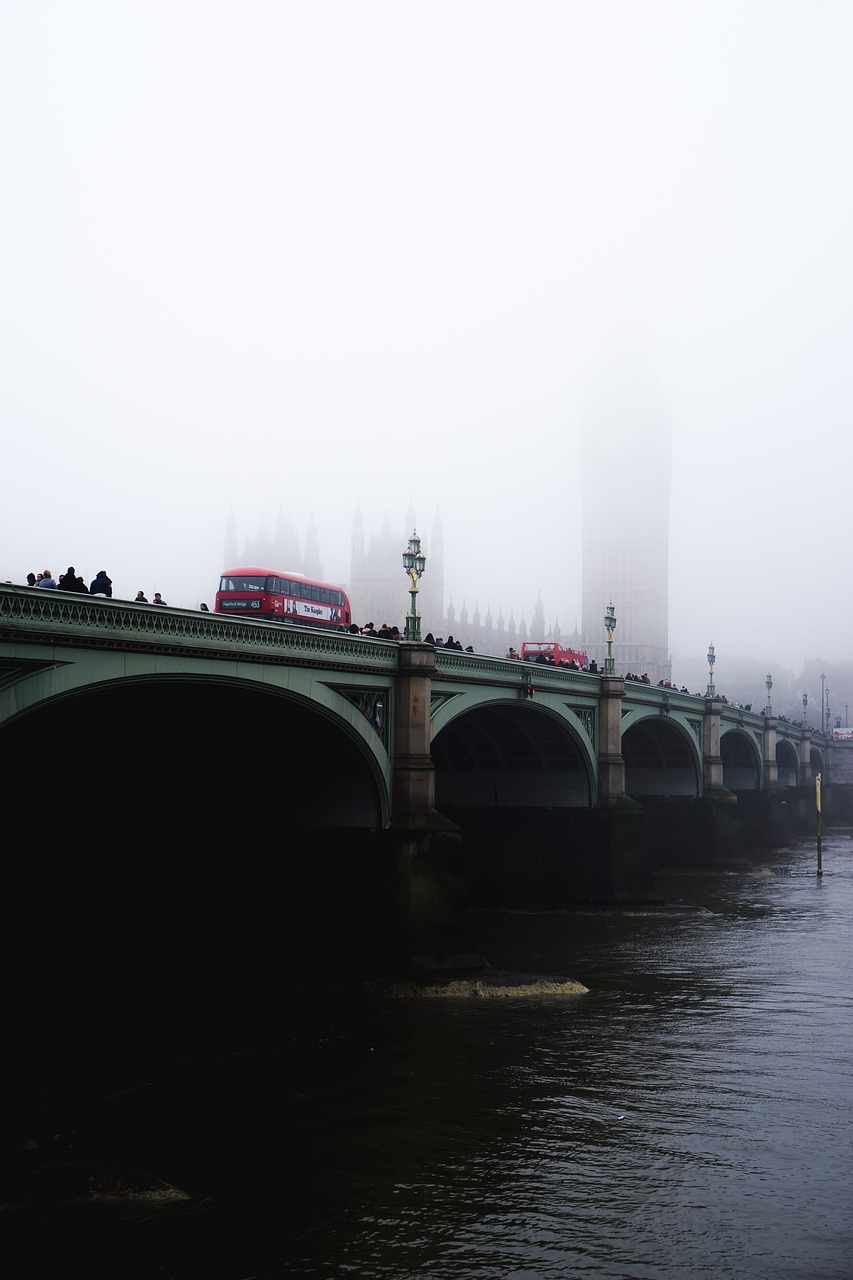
[
  {"x1": 225, "y1": 507, "x2": 567, "y2": 657},
  {"x1": 349, "y1": 506, "x2": 445, "y2": 639},
  {"x1": 224, "y1": 508, "x2": 325, "y2": 582},
  {"x1": 224, "y1": 352, "x2": 678, "y2": 672},
  {"x1": 579, "y1": 348, "x2": 673, "y2": 685}
]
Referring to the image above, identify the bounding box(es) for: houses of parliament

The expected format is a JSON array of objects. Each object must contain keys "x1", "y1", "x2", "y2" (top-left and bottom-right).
[
  {"x1": 224, "y1": 460, "x2": 673, "y2": 685},
  {"x1": 224, "y1": 355, "x2": 675, "y2": 684},
  {"x1": 224, "y1": 504, "x2": 588, "y2": 663}
]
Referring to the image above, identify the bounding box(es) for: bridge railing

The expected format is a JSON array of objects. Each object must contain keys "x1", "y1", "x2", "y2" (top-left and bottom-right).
[
  {"x1": 0, "y1": 585, "x2": 399, "y2": 669},
  {"x1": 434, "y1": 649, "x2": 596, "y2": 690},
  {"x1": 0, "y1": 586, "x2": 835, "y2": 746}
]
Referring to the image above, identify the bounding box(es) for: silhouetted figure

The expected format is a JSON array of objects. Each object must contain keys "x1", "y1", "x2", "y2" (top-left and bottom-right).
[
  {"x1": 89, "y1": 570, "x2": 112, "y2": 597},
  {"x1": 60, "y1": 567, "x2": 88, "y2": 594},
  {"x1": 135, "y1": 591, "x2": 148, "y2": 602},
  {"x1": 152, "y1": 592, "x2": 167, "y2": 605}
]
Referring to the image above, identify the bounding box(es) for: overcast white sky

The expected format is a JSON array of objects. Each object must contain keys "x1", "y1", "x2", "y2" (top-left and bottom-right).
[{"x1": 2, "y1": 1, "x2": 850, "y2": 671}]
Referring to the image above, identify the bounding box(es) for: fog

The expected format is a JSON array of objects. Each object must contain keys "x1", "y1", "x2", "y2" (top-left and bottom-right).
[{"x1": 2, "y1": 1, "x2": 850, "y2": 674}]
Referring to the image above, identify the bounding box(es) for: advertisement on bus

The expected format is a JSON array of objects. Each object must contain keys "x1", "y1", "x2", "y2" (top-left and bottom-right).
[{"x1": 215, "y1": 567, "x2": 351, "y2": 630}]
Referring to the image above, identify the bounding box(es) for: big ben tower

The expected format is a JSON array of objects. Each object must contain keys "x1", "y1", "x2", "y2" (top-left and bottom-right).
[{"x1": 580, "y1": 349, "x2": 672, "y2": 685}]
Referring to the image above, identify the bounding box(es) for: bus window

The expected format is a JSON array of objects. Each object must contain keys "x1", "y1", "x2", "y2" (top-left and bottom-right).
[{"x1": 219, "y1": 574, "x2": 267, "y2": 593}]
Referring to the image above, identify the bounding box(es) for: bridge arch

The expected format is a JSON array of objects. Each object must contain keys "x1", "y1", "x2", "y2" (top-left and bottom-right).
[
  {"x1": 621, "y1": 713, "x2": 701, "y2": 797},
  {"x1": 775, "y1": 737, "x2": 800, "y2": 786},
  {"x1": 426, "y1": 694, "x2": 599, "y2": 909},
  {"x1": 429, "y1": 694, "x2": 596, "y2": 809},
  {"x1": 720, "y1": 726, "x2": 762, "y2": 789},
  {"x1": 2, "y1": 671, "x2": 390, "y2": 828}
]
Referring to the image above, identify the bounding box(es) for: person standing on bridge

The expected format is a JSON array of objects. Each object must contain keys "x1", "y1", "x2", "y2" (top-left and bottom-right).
[
  {"x1": 152, "y1": 592, "x2": 167, "y2": 605},
  {"x1": 135, "y1": 590, "x2": 148, "y2": 602},
  {"x1": 37, "y1": 570, "x2": 57, "y2": 589},
  {"x1": 59, "y1": 567, "x2": 88, "y2": 593},
  {"x1": 90, "y1": 570, "x2": 112, "y2": 597}
]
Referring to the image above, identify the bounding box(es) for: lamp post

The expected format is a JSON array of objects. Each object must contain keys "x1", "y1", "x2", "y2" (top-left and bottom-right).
[
  {"x1": 706, "y1": 644, "x2": 716, "y2": 698},
  {"x1": 825, "y1": 687, "x2": 831, "y2": 737},
  {"x1": 604, "y1": 601, "x2": 617, "y2": 675},
  {"x1": 821, "y1": 672, "x2": 826, "y2": 737},
  {"x1": 802, "y1": 692, "x2": 808, "y2": 728},
  {"x1": 765, "y1": 672, "x2": 773, "y2": 717},
  {"x1": 401, "y1": 530, "x2": 426, "y2": 642}
]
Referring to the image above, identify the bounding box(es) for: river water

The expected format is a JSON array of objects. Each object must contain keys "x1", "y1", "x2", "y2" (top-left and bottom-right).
[{"x1": 10, "y1": 833, "x2": 853, "y2": 1279}]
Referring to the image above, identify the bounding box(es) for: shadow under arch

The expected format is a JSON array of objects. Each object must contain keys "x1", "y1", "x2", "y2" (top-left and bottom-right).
[
  {"x1": 622, "y1": 717, "x2": 700, "y2": 797},
  {"x1": 431, "y1": 700, "x2": 593, "y2": 809},
  {"x1": 721, "y1": 728, "x2": 762, "y2": 790},
  {"x1": 776, "y1": 737, "x2": 800, "y2": 786},
  {"x1": 1, "y1": 675, "x2": 395, "y2": 1106},
  {"x1": 4, "y1": 674, "x2": 384, "y2": 828}
]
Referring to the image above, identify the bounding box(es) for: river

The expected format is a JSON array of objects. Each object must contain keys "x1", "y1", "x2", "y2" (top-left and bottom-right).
[{"x1": 7, "y1": 832, "x2": 853, "y2": 1279}]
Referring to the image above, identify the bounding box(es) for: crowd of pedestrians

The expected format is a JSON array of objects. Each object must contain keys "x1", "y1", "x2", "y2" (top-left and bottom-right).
[
  {"x1": 16, "y1": 569, "x2": 173, "y2": 605},
  {"x1": 338, "y1": 621, "x2": 403, "y2": 640},
  {"x1": 424, "y1": 633, "x2": 475, "y2": 652},
  {"x1": 338, "y1": 623, "x2": 479, "y2": 652}
]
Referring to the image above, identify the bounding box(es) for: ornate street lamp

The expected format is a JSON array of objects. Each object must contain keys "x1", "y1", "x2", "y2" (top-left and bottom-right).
[
  {"x1": 402, "y1": 530, "x2": 426, "y2": 642},
  {"x1": 706, "y1": 644, "x2": 716, "y2": 698},
  {"x1": 765, "y1": 672, "x2": 773, "y2": 717},
  {"x1": 802, "y1": 691, "x2": 808, "y2": 728},
  {"x1": 821, "y1": 672, "x2": 826, "y2": 737},
  {"x1": 604, "y1": 601, "x2": 617, "y2": 675},
  {"x1": 825, "y1": 687, "x2": 831, "y2": 736}
]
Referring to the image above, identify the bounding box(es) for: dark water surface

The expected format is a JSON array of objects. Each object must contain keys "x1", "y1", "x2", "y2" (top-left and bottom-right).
[{"x1": 8, "y1": 834, "x2": 853, "y2": 1279}]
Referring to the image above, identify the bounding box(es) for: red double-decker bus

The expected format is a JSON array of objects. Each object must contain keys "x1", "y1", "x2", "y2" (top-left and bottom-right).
[
  {"x1": 215, "y1": 566, "x2": 352, "y2": 630},
  {"x1": 520, "y1": 640, "x2": 589, "y2": 668}
]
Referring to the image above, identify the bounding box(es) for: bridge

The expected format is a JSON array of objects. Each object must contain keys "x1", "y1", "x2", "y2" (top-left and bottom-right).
[{"x1": 1, "y1": 584, "x2": 847, "y2": 974}]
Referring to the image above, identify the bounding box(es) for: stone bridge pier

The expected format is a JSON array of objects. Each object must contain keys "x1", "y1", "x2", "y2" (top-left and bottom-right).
[{"x1": 387, "y1": 643, "x2": 473, "y2": 968}]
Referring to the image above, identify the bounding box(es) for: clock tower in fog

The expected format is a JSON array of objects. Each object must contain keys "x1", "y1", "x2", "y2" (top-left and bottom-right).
[{"x1": 580, "y1": 349, "x2": 672, "y2": 685}]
